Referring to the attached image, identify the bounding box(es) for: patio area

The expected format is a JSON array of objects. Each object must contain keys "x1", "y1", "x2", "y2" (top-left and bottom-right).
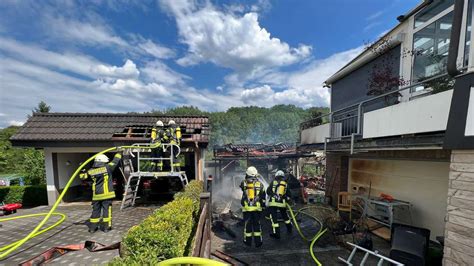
[{"x1": 0, "y1": 203, "x2": 156, "y2": 265}]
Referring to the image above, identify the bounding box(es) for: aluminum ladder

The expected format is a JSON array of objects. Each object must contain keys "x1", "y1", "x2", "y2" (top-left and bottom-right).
[
  {"x1": 338, "y1": 242, "x2": 404, "y2": 266},
  {"x1": 120, "y1": 172, "x2": 142, "y2": 211}
]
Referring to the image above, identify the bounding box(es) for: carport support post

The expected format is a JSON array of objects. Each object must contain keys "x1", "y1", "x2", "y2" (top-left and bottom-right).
[{"x1": 44, "y1": 148, "x2": 58, "y2": 206}]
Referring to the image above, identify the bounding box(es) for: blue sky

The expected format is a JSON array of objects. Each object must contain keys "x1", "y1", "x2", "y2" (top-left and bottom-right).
[{"x1": 0, "y1": 0, "x2": 419, "y2": 127}]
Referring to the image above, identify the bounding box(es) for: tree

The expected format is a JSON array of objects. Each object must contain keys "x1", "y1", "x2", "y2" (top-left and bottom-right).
[{"x1": 33, "y1": 101, "x2": 51, "y2": 113}]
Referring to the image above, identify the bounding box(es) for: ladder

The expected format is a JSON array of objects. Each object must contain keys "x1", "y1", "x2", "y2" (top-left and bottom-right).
[
  {"x1": 120, "y1": 143, "x2": 189, "y2": 211},
  {"x1": 120, "y1": 173, "x2": 142, "y2": 211},
  {"x1": 338, "y1": 242, "x2": 404, "y2": 266}
]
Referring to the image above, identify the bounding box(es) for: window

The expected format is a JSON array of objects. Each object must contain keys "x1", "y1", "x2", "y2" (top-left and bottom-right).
[
  {"x1": 465, "y1": 0, "x2": 473, "y2": 67},
  {"x1": 414, "y1": 0, "x2": 454, "y2": 28},
  {"x1": 412, "y1": 11, "x2": 453, "y2": 83}
]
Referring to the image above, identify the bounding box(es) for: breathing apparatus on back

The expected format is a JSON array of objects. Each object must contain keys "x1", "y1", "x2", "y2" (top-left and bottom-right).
[
  {"x1": 272, "y1": 170, "x2": 288, "y2": 201},
  {"x1": 244, "y1": 166, "x2": 262, "y2": 206}
]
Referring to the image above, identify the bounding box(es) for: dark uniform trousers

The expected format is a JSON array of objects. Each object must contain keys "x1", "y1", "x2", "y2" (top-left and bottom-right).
[
  {"x1": 243, "y1": 211, "x2": 263, "y2": 247},
  {"x1": 90, "y1": 199, "x2": 112, "y2": 230},
  {"x1": 269, "y1": 206, "x2": 292, "y2": 238}
]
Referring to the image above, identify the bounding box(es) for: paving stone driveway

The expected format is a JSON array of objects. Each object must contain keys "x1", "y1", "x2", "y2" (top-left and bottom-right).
[{"x1": 0, "y1": 203, "x2": 156, "y2": 265}]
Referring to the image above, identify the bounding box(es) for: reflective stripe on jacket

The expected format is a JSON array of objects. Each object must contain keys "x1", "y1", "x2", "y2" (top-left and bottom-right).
[
  {"x1": 80, "y1": 153, "x2": 121, "y2": 201},
  {"x1": 267, "y1": 179, "x2": 289, "y2": 207},
  {"x1": 240, "y1": 177, "x2": 266, "y2": 212}
]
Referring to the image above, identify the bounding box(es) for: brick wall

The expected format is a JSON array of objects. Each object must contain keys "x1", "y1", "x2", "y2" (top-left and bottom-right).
[{"x1": 444, "y1": 150, "x2": 474, "y2": 265}]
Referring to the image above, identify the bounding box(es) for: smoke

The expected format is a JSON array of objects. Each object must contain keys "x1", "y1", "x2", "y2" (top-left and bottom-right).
[
  {"x1": 211, "y1": 169, "x2": 271, "y2": 215},
  {"x1": 211, "y1": 170, "x2": 244, "y2": 214}
]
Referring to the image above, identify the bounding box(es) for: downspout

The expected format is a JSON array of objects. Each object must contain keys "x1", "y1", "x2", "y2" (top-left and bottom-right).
[{"x1": 447, "y1": 0, "x2": 465, "y2": 77}]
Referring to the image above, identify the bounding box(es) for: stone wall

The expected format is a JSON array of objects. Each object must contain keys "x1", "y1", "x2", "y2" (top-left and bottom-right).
[{"x1": 444, "y1": 150, "x2": 474, "y2": 265}]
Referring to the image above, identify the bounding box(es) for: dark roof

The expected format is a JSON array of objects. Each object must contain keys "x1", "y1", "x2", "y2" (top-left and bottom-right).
[{"x1": 11, "y1": 113, "x2": 210, "y2": 147}]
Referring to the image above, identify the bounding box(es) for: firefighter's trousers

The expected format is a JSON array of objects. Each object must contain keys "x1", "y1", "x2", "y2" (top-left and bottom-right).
[
  {"x1": 243, "y1": 211, "x2": 263, "y2": 247},
  {"x1": 151, "y1": 147, "x2": 164, "y2": 171},
  {"x1": 89, "y1": 199, "x2": 112, "y2": 230},
  {"x1": 268, "y1": 206, "x2": 292, "y2": 238}
]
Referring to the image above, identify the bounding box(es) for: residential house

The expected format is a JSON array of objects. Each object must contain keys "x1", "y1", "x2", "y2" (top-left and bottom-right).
[
  {"x1": 299, "y1": 0, "x2": 474, "y2": 264},
  {"x1": 10, "y1": 113, "x2": 210, "y2": 205}
]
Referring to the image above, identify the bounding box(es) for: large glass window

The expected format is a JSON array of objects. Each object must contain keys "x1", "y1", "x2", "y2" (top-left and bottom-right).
[
  {"x1": 412, "y1": 11, "x2": 453, "y2": 83},
  {"x1": 465, "y1": 0, "x2": 473, "y2": 67},
  {"x1": 414, "y1": 0, "x2": 454, "y2": 28}
]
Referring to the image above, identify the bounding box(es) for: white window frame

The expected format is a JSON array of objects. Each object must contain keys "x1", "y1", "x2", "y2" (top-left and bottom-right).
[{"x1": 410, "y1": 5, "x2": 455, "y2": 98}]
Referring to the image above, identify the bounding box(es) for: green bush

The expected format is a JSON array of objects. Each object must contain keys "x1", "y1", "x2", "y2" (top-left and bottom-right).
[
  {"x1": 0, "y1": 185, "x2": 47, "y2": 206},
  {"x1": 113, "y1": 180, "x2": 203, "y2": 264}
]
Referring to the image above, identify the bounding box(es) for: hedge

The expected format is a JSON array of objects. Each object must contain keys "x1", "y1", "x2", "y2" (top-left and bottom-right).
[
  {"x1": 0, "y1": 185, "x2": 47, "y2": 206},
  {"x1": 110, "y1": 180, "x2": 203, "y2": 265}
]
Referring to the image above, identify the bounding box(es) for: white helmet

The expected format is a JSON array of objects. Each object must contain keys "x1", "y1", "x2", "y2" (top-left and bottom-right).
[
  {"x1": 275, "y1": 170, "x2": 285, "y2": 177},
  {"x1": 246, "y1": 166, "x2": 258, "y2": 177},
  {"x1": 156, "y1": 120, "x2": 164, "y2": 127},
  {"x1": 95, "y1": 154, "x2": 109, "y2": 163},
  {"x1": 168, "y1": 120, "x2": 176, "y2": 126}
]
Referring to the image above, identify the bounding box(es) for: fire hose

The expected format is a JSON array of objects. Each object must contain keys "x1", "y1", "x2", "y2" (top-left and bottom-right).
[
  {"x1": 286, "y1": 203, "x2": 330, "y2": 266},
  {"x1": 0, "y1": 143, "x2": 163, "y2": 260}
]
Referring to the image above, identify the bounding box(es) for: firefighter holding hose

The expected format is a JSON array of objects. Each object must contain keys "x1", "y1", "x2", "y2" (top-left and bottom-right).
[
  {"x1": 267, "y1": 170, "x2": 293, "y2": 239},
  {"x1": 80, "y1": 152, "x2": 122, "y2": 233},
  {"x1": 240, "y1": 166, "x2": 266, "y2": 247}
]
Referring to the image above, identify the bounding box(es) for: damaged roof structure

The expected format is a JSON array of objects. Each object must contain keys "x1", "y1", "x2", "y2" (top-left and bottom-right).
[
  {"x1": 213, "y1": 143, "x2": 296, "y2": 159},
  {"x1": 11, "y1": 113, "x2": 210, "y2": 147}
]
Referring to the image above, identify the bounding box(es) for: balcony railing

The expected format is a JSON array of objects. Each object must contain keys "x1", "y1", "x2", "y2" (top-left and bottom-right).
[{"x1": 300, "y1": 71, "x2": 460, "y2": 151}]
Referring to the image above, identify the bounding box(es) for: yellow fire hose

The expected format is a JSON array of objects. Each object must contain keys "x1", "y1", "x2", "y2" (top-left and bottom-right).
[
  {"x1": 158, "y1": 257, "x2": 227, "y2": 266},
  {"x1": 286, "y1": 203, "x2": 330, "y2": 266},
  {"x1": 0, "y1": 213, "x2": 66, "y2": 252},
  {"x1": 0, "y1": 143, "x2": 161, "y2": 260},
  {"x1": 0, "y1": 143, "x2": 327, "y2": 265}
]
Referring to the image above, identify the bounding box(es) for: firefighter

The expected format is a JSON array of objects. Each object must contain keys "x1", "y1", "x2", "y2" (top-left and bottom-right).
[
  {"x1": 267, "y1": 170, "x2": 293, "y2": 239},
  {"x1": 240, "y1": 166, "x2": 266, "y2": 247},
  {"x1": 150, "y1": 120, "x2": 165, "y2": 171},
  {"x1": 163, "y1": 120, "x2": 182, "y2": 171},
  {"x1": 80, "y1": 152, "x2": 122, "y2": 233}
]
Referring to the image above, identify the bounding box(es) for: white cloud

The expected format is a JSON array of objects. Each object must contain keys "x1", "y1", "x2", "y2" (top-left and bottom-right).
[
  {"x1": 9, "y1": 121, "x2": 24, "y2": 126},
  {"x1": 137, "y1": 39, "x2": 175, "y2": 59},
  {"x1": 92, "y1": 60, "x2": 140, "y2": 79},
  {"x1": 367, "y1": 11, "x2": 383, "y2": 21},
  {"x1": 241, "y1": 85, "x2": 274, "y2": 105},
  {"x1": 46, "y1": 16, "x2": 128, "y2": 47},
  {"x1": 141, "y1": 61, "x2": 190, "y2": 87},
  {"x1": 43, "y1": 16, "x2": 175, "y2": 60},
  {"x1": 160, "y1": 0, "x2": 311, "y2": 79},
  {"x1": 0, "y1": 37, "x2": 101, "y2": 78},
  {"x1": 237, "y1": 46, "x2": 363, "y2": 108}
]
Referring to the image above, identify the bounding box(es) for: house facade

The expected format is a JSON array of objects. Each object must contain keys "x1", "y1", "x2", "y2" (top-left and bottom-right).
[
  {"x1": 299, "y1": 0, "x2": 474, "y2": 264},
  {"x1": 11, "y1": 113, "x2": 210, "y2": 206}
]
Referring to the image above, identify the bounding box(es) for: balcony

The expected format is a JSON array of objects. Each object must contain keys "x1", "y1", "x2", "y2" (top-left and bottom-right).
[{"x1": 299, "y1": 74, "x2": 455, "y2": 150}]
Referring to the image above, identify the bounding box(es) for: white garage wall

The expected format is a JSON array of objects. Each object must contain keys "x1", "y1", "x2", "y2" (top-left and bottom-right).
[
  {"x1": 56, "y1": 153, "x2": 91, "y2": 189},
  {"x1": 349, "y1": 158, "x2": 450, "y2": 239}
]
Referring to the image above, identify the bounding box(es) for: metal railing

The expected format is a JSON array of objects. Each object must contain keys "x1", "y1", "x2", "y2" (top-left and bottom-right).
[
  {"x1": 131, "y1": 143, "x2": 182, "y2": 173},
  {"x1": 301, "y1": 71, "x2": 461, "y2": 151}
]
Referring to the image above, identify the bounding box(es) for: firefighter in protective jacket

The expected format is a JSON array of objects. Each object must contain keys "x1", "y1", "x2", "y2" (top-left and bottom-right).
[
  {"x1": 80, "y1": 152, "x2": 122, "y2": 233},
  {"x1": 162, "y1": 120, "x2": 182, "y2": 171},
  {"x1": 150, "y1": 120, "x2": 165, "y2": 171},
  {"x1": 267, "y1": 170, "x2": 292, "y2": 238},
  {"x1": 240, "y1": 166, "x2": 266, "y2": 247}
]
